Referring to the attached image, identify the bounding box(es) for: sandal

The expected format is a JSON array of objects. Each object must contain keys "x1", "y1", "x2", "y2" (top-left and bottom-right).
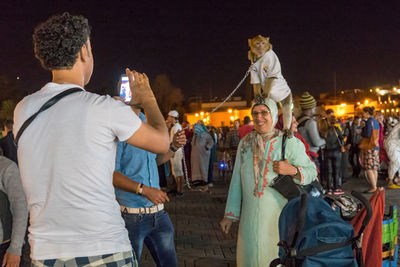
[
  {"x1": 362, "y1": 189, "x2": 376, "y2": 194},
  {"x1": 388, "y1": 184, "x2": 400, "y2": 189},
  {"x1": 334, "y1": 189, "x2": 344, "y2": 195}
]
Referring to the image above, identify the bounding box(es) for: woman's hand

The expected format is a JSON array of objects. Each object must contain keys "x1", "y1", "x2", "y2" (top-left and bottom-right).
[
  {"x1": 273, "y1": 159, "x2": 297, "y2": 176},
  {"x1": 220, "y1": 217, "x2": 233, "y2": 234}
]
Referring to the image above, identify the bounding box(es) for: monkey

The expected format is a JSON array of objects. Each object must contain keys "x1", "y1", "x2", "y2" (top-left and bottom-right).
[{"x1": 248, "y1": 35, "x2": 293, "y2": 137}]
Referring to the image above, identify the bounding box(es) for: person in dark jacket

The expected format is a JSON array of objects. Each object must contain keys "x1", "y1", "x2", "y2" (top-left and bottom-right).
[
  {"x1": 324, "y1": 116, "x2": 345, "y2": 195},
  {"x1": 0, "y1": 121, "x2": 17, "y2": 164},
  {"x1": 347, "y1": 116, "x2": 362, "y2": 177}
]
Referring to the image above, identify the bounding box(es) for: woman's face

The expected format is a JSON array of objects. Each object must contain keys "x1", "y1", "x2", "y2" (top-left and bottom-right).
[{"x1": 251, "y1": 105, "x2": 273, "y2": 134}]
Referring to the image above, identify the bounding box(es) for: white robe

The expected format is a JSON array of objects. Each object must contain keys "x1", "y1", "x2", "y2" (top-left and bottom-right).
[{"x1": 384, "y1": 123, "x2": 400, "y2": 180}]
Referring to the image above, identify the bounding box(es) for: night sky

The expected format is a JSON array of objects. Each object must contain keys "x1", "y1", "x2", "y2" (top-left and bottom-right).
[{"x1": 1, "y1": 1, "x2": 400, "y2": 99}]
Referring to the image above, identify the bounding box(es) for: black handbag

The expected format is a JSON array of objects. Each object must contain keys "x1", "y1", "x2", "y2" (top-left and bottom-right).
[{"x1": 270, "y1": 134, "x2": 323, "y2": 200}]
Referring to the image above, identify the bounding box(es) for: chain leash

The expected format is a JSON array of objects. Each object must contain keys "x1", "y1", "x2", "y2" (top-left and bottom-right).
[{"x1": 208, "y1": 65, "x2": 253, "y2": 116}]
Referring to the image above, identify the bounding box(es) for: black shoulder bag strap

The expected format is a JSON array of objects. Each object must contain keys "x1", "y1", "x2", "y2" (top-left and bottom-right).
[
  {"x1": 15, "y1": 87, "x2": 83, "y2": 146},
  {"x1": 281, "y1": 133, "x2": 287, "y2": 161}
]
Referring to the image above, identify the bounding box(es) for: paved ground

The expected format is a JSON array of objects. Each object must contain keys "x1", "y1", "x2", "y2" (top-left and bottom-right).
[
  {"x1": 139, "y1": 167, "x2": 400, "y2": 267},
  {"x1": 140, "y1": 171, "x2": 238, "y2": 267}
]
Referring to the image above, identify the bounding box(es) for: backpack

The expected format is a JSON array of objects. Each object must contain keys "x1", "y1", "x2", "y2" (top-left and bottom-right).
[
  {"x1": 270, "y1": 193, "x2": 371, "y2": 267},
  {"x1": 297, "y1": 115, "x2": 311, "y2": 129},
  {"x1": 325, "y1": 194, "x2": 361, "y2": 221}
]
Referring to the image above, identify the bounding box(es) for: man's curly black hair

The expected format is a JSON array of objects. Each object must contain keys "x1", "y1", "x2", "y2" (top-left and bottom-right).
[{"x1": 33, "y1": 12, "x2": 91, "y2": 71}]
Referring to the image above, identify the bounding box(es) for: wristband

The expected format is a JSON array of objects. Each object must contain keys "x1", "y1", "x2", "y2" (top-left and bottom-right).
[
  {"x1": 170, "y1": 143, "x2": 177, "y2": 152},
  {"x1": 138, "y1": 183, "x2": 144, "y2": 195},
  {"x1": 136, "y1": 183, "x2": 142, "y2": 195}
]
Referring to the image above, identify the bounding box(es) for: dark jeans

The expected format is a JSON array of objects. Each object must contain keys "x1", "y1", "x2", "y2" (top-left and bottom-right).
[
  {"x1": 158, "y1": 164, "x2": 167, "y2": 188},
  {"x1": 207, "y1": 154, "x2": 214, "y2": 184},
  {"x1": 325, "y1": 150, "x2": 342, "y2": 190},
  {"x1": 122, "y1": 210, "x2": 177, "y2": 267},
  {"x1": 349, "y1": 145, "x2": 361, "y2": 177},
  {"x1": 312, "y1": 153, "x2": 323, "y2": 186}
]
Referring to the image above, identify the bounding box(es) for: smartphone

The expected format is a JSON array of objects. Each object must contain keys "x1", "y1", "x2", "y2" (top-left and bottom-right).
[{"x1": 119, "y1": 75, "x2": 132, "y2": 103}]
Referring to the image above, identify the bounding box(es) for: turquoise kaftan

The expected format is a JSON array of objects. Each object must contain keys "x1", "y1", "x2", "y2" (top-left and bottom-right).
[{"x1": 224, "y1": 135, "x2": 317, "y2": 267}]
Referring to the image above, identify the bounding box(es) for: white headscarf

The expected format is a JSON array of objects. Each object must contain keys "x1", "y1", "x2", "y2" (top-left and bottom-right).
[{"x1": 243, "y1": 96, "x2": 280, "y2": 196}]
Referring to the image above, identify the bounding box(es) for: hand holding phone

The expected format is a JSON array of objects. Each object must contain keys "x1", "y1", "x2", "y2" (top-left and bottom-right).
[
  {"x1": 125, "y1": 68, "x2": 156, "y2": 106},
  {"x1": 119, "y1": 74, "x2": 132, "y2": 103}
]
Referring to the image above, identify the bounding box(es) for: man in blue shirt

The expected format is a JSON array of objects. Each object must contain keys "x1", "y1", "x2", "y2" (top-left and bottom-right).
[{"x1": 114, "y1": 111, "x2": 186, "y2": 267}]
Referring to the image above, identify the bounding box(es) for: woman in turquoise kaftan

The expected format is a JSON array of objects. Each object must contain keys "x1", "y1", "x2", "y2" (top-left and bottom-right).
[{"x1": 220, "y1": 97, "x2": 317, "y2": 267}]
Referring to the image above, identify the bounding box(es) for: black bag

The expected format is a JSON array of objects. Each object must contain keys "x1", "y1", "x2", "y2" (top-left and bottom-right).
[
  {"x1": 324, "y1": 194, "x2": 361, "y2": 220},
  {"x1": 270, "y1": 134, "x2": 323, "y2": 200}
]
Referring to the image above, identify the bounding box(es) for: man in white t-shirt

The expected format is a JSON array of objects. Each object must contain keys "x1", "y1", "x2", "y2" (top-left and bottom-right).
[{"x1": 13, "y1": 12, "x2": 169, "y2": 266}]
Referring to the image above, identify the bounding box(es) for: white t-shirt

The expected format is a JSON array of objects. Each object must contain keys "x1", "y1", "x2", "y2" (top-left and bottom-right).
[
  {"x1": 250, "y1": 49, "x2": 291, "y2": 102},
  {"x1": 13, "y1": 83, "x2": 142, "y2": 260}
]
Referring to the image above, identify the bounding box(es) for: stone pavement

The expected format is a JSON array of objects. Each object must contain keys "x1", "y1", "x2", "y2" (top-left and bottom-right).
[
  {"x1": 140, "y1": 172, "x2": 238, "y2": 267},
  {"x1": 139, "y1": 169, "x2": 400, "y2": 266}
]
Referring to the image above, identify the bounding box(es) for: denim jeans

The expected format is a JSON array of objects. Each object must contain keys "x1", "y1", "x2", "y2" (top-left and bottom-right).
[{"x1": 122, "y1": 209, "x2": 178, "y2": 267}]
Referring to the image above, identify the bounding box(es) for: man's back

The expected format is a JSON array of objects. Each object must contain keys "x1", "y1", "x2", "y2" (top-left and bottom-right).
[
  {"x1": 298, "y1": 117, "x2": 326, "y2": 153},
  {"x1": 14, "y1": 83, "x2": 141, "y2": 260}
]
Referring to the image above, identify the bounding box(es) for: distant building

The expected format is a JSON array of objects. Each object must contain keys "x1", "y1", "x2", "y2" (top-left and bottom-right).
[{"x1": 185, "y1": 96, "x2": 251, "y2": 127}]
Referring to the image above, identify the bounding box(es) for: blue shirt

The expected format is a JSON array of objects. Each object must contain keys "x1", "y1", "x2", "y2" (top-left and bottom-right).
[
  {"x1": 115, "y1": 113, "x2": 160, "y2": 208},
  {"x1": 361, "y1": 117, "x2": 380, "y2": 151}
]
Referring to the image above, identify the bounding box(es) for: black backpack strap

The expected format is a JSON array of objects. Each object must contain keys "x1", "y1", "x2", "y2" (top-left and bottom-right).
[
  {"x1": 290, "y1": 194, "x2": 308, "y2": 248},
  {"x1": 297, "y1": 238, "x2": 355, "y2": 258},
  {"x1": 297, "y1": 115, "x2": 311, "y2": 128},
  {"x1": 281, "y1": 133, "x2": 287, "y2": 161},
  {"x1": 269, "y1": 258, "x2": 282, "y2": 267},
  {"x1": 15, "y1": 87, "x2": 83, "y2": 146}
]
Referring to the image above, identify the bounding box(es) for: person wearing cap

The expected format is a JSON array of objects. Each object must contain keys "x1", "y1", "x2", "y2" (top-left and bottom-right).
[
  {"x1": 297, "y1": 92, "x2": 326, "y2": 174},
  {"x1": 166, "y1": 110, "x2": 185, "y2": 196},
  {"x1": 220, "y1": 96, "x2": 317, "y2": 266}
]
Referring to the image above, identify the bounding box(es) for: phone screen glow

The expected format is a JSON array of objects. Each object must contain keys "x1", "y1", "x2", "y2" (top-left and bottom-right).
[{"x1": 120, "y1": 76, "x2": 131, "y2": 102}]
